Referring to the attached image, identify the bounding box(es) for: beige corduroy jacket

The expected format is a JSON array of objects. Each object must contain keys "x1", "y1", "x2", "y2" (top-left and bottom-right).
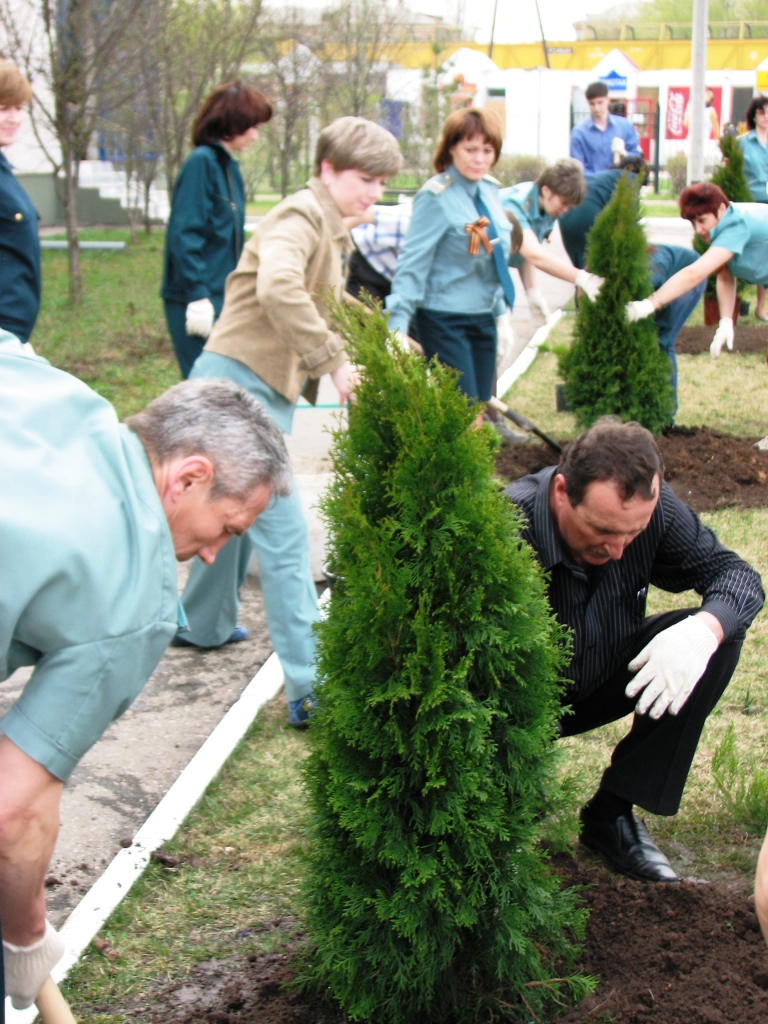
[{"x1": 204, "y1": 177, "x2": 351, "y2": 405}]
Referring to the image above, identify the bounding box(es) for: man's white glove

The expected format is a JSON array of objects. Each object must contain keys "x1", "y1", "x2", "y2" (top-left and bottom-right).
[
  {"x1": 574, "y1": 270, "x2": 604, "y2": 303},
  {"x1": 625, "y1": 298, "x2": 655, "y2": 322},
  {"x1": 526, "y1": 288, "x2": 550, "y2": 319},
  {"x1": 185, "y1": 297, "x2": 215, "y2": 338},
  {"x1": 495, "y1": 312, "x2": 515, "y2": 368},
  {"x1": 3, "y1": 921, "x2": 66, "y2": 1009},
  {"x1": 710, "y1": 317, "x2": 734, "y2": 360},
  {"x1": 625, "y1": 616, "x2": 719, "y2": 719}
]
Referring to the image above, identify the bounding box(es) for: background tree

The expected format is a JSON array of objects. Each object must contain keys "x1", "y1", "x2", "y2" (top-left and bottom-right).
[
  {"x1": 301, "y1": 307, "x2": 592, "y2": 1024},
  {"x1": 254, "y1": 10, "x2": 319, "y2": 197},
  {"x1": 559, "y1": 174, "x2": 675, "y2": 433},
  {"x1": 0, "y1": 0, "x2": 150, "y2": 302}
]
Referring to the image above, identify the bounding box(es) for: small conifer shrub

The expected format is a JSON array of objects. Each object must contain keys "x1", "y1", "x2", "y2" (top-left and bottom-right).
[
  {"x1": 558, "y1": 173, "x2": 675, "y2": 433},
  {"x1": 300, "y1": 306, "x2": 593, "y2": 1024}
]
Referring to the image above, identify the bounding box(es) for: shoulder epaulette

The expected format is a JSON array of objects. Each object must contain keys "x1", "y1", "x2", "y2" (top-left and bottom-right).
[
  {"x1": 422, "y1": 173, "x2": 454, "y2": 195},
  {"x1": 483, "y1": 174, "x2": 501, "y2": 187}
]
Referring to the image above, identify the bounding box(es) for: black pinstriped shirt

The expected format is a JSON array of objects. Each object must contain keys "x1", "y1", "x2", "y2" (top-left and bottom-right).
[{"x1": 506, "y1": 467, "x2": 764, "y2": 699}]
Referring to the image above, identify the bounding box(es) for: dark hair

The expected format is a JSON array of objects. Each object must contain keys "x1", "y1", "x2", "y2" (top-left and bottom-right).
[
  {"x1": 536, "y1": 158, "x2": 586, "y2": 207},
  {"x1": 192, "y1": 80, "x2": 272, "y2": 147},
  {"x1": 557, "y1": 417, "x2": 664, "y2": 506},
  {"x1": 678, "y1": 181, "x2": 729, "y2": 221},
  {"x1": 745, "y1": 94, "x2": 768, "y2": 131},
  {"x1": 585, "y1": 81, "x2": 609, "y2": 101},
  {"x1": 433, "y1": 108, "x2": 503, "y2": 173}
]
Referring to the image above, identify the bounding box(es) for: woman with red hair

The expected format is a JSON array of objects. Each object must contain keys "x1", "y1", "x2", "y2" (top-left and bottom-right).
[{"x1": 626, "y1": 181, "x2": 768, "y2": 358}]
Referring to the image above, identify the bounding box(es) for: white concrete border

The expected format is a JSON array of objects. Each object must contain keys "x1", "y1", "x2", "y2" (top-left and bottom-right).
[
  {"x1": 6, "y1": 654, "x2": 286, "y2": 1023},
  {"x1": 496, "y1": 308, "x2": 564, "y2": 400}
]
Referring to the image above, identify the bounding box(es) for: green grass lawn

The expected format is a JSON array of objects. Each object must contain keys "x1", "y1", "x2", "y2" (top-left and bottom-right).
[{"x1": 31, "y1": 232, "x2": 768, "y2": 1020}]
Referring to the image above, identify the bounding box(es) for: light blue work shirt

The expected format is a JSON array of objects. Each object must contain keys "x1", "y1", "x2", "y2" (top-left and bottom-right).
[
  {"x1": 385, "y1": 164, "x2": 511, "y2": 334},
  {"x1": 499, "y1": 182, "x2": 556, "y2": 269},
  {"x1": 569, "y1": 113, "x2": 642, "y2": 176},
  {"x1": 0, "y1": 336, "x2": 183, "y2": 780},
  {"x1": 709, "y1": 202, "x2": 768, "y2": 286},
  {"x1": 738, "y1": 131, "x2": 768, "y2": 204}
]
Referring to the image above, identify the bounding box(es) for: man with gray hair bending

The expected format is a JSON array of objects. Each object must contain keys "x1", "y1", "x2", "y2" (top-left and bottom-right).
[
  {"x1": 0, "y1": 332, "x2": 291, "y2": 1011},
  {"x1": 506, "y1": 418, "x2": 763, "y2": 883}
]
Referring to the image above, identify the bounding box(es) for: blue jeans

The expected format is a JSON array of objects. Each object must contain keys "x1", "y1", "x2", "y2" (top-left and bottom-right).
[
  {"x1": 182, "y1": 352, "x2": 319, "y2": 703},
  {"x1": 655, "y1": 280, "x2": 706, "y2": 416}
]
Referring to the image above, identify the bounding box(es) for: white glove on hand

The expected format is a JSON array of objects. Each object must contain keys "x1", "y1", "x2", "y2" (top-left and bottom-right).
[
  {"x1": 625, "y1": 298, "x2": 655, "y2": 322},
  {"x1": 710, "y1": 317, "x2": 734, "y2": 360},
  {"x1": 495, "y1": 312, "x2": 515, "y2": 368},
  {"x1": 185, "y1": 298, "x2": 215, "y2": 338},
  {"x1": 611, "y1": 137, "x2": 627, "y2": 156},
  {"x1": 625, "y1": 616, "x2": 719, "y2": 719},
  {"x1": 3, "y1": 921, "x2": 65, "y2": 1009},
  {"x1": 574, "y1": 270, "x2": 604, "y2": 303},
  {"x1": 525, "y1": 288, "x2": 550, "y2": 319},
  {"x1": 391, "y1": 329, "x2": 423, "y2": 356}
]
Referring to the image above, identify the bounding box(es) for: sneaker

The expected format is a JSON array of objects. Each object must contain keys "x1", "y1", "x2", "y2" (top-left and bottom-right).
[
  {"x1": 288, "y1": 693, "x2": 315, "y2": 729},
  {"x1": 172, "y1": 625, "x2": 248, "y2": 649}
]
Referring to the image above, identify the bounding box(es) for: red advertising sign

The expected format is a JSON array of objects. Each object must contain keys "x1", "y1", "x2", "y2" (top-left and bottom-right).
[{"x1": 666, "y1": 86, "x2": 722, "y2": 140}]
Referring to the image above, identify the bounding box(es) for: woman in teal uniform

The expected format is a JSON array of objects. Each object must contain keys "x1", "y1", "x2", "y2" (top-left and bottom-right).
[
  {"x1": 0, "y1": 60, "x2": 40, "y2": 344},
  {"x1": 386, "y1": 108, "x2": 515, "y2": 408},
  {"x1": 627, "y1": 181, "x2": 768, "y2": 359},
  {"x1": 499, "y1": 159, "x2": 602, "y2": 318},
  {"x1": 161, "y1": 80, "x2": 272, "y2": 377},
  {"x1": 738, "y1": 95, "x2": 768, "y2": 320}
]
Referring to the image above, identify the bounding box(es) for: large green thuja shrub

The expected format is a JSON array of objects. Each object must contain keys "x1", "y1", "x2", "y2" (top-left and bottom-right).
[
  {"x1": 558, "y1": 173, "x2": 675, "y2": 433},
  {"x1": 301, "y1": 308, "x2": 593, "y2": 1024}
]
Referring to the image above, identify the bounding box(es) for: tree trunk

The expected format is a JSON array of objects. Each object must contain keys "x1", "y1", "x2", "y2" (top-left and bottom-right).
[{"x1": 64, "y1": 158, "x2": 82, "y2": 306}]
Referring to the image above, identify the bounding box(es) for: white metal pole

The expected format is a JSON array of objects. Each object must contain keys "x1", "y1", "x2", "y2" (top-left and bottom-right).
[{"x1": 688, "y1": 0, "x2": 709, "y2": 183}]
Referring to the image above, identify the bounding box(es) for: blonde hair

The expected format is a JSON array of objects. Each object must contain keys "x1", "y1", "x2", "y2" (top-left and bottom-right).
[
  {"x1": 0, "y1": 59, "x2": 32, "y2": 107},
  {"x1": 314, "y1": 117, "x2": 402, "y2": 177}
]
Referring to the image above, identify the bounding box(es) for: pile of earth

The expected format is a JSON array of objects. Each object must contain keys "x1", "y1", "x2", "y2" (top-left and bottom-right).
[
  {"x1": 494, "y1": 426, "x2": 768, "y2": 514},
  {"x1": 130, "y1": 854, "x2": 767, "y2": 1024}
]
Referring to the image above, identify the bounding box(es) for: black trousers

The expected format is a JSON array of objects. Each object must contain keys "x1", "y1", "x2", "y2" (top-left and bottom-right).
[
  {"x1": 559, "y1": 609, "x2": 743, "y2": 816},
  {"x1": 346, "y1": 250, "x2": 391, "y2": 304}
]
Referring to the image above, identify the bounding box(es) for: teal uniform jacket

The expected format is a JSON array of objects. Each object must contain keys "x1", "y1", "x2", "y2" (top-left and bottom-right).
[
  {"x1": 499, "y1": 182, "x2": 556, "y2": 270},
  {"x1": 385, "y1": 164, "x2": 511, "y2": 334},
  {"x1": 738, "y1": 131, "x2": 768, "y2": 204},
  {"x1": 709, "y1": 202, "x2": 768, "y2": 286},
  {"x1": 161, "y1": 142, "x2": 246, "y2": 306},
  {"x1": 0, "y1": 151, "x2": 41, "y2": 342},
  {"x1": 0, "y1": 334, "x2": 183, "y2": 781}
]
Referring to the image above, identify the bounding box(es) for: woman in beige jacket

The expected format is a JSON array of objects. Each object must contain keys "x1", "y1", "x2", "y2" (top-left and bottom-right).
[{"x1": 174, "y1": 116, "x2": 402, "y2": 727}]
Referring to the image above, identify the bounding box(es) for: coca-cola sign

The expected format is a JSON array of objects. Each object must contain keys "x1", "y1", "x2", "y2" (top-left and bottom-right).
[{"x1": 666, "y1": 87, "x2": 689, "y2": 139}]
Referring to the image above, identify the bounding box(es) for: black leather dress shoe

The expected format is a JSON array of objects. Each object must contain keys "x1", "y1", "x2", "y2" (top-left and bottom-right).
[{"x1": 579, "y1": 807, "x2": 678, "y2": 882}]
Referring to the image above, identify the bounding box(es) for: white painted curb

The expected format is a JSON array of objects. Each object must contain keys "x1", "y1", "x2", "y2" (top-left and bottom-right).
[
  {"x1": 496, "y1": 308, "x2": 564, "y2": 400},
  {"x1": 5, "y1": 653, "x2": 286, "y2": 1023}
]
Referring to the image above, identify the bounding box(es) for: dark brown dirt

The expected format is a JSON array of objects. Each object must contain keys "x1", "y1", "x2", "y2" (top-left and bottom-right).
[
  {"x1": 494, "y1": 426, "x2": 768, "y2": 514},
  {"x1": 133, "y1": 855, "x2": 768, "y2": 1024},
  {"x1": 675, "y1": 324, "x2": 768, "y2": 356}
]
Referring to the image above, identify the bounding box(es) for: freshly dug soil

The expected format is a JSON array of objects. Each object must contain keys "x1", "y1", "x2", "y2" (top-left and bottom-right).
[
  {"x1": 494, "y1": 426, "x2": 768, "y2": 514},
  {"x1": 675, "y1": 324, "x2": 768, "y2": 356},
  {"x1": 134, "y1": 855, "x2": 768, "y2": 1024}
]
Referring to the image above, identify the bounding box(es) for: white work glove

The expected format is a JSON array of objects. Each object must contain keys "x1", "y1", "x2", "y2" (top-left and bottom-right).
[
  {"x1": 625, "y1": 298, "x2": 655, "y2": 322},
  {"x1": 625, "y1": 616, "x2": 719, "y2": 719},
  {"x1": 185, "y1": 297, "x2": 215, "y2": 338},
  {"x1": 611, "y1": 136, "x2": 627, "y2": 159},
  {"x1": 574, "y1": 269, "x2": 604, "y2": 303},
  {"x1": 495, "y1": 312, "x2": 515, "y2": 368},
  {"x1": 710, "y1": 317, "x2": 734, "y2": 360},
  {"x1": 3, "y1": 921, "x2": 66, "y2": 1009},
  {"x1": 525, "y1": 288, "x2": 550, "y2": 319},
  {"x1": 391, "y1": 329, "x2": 423, "y2": 356}
]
